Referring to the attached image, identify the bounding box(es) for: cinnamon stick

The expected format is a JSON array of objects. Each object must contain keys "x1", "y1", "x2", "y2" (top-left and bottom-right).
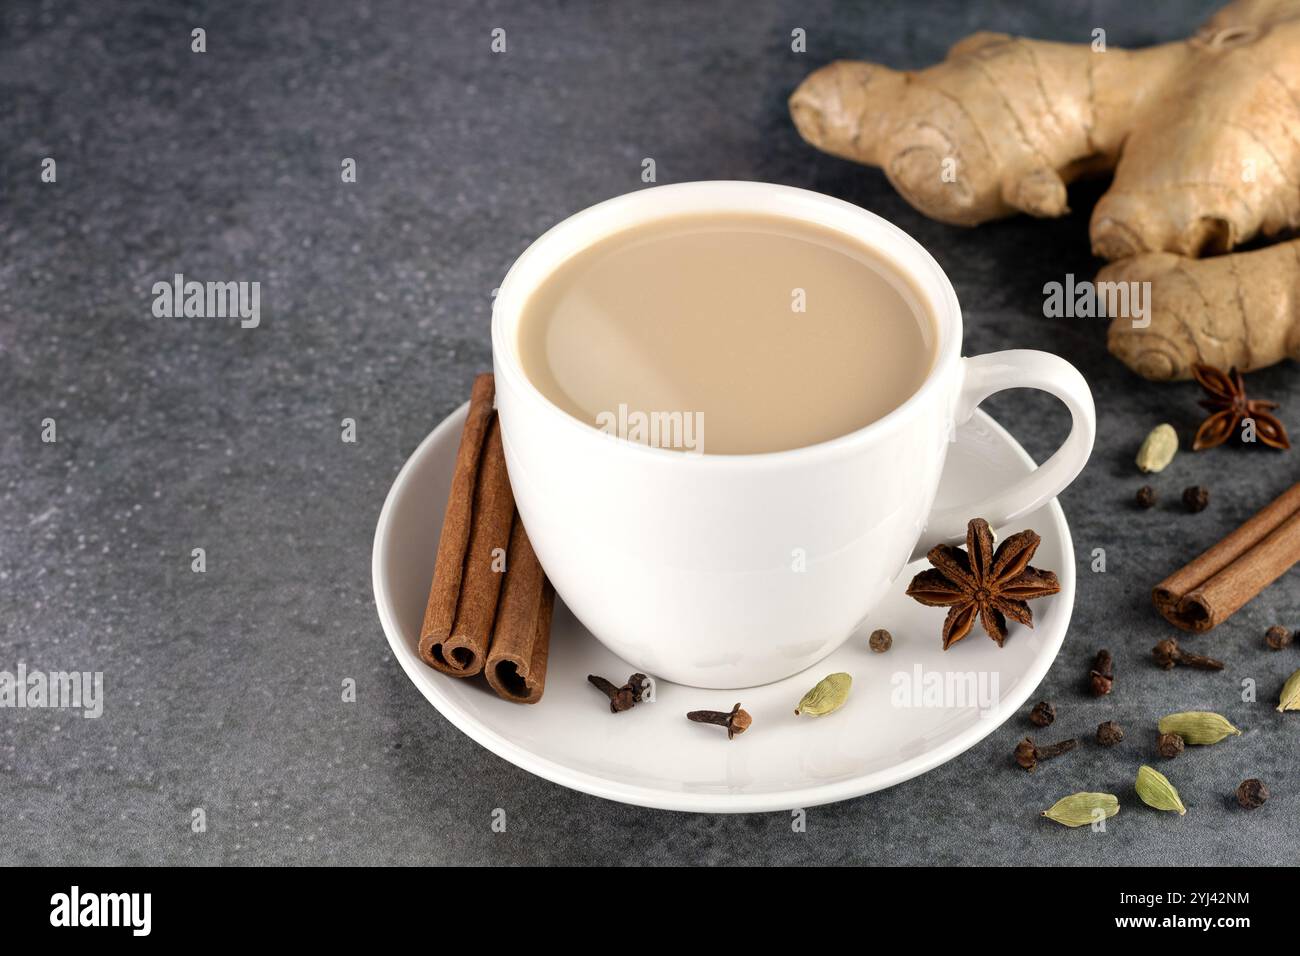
[
  {"x1": 418, "y1": 375, "x2": 516, "y2": 675},
  {"x1": 1154, "y1": 482, "x2": 1300, "y2": 632},
  {"x1": 485, "y1": 518, "x2": 556, "y2": 704}
]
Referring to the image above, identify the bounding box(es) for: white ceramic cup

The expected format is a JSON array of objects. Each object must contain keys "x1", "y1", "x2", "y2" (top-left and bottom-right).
[{"x1": 492, "y1": 182, "x2": 1094, "y2": 689}]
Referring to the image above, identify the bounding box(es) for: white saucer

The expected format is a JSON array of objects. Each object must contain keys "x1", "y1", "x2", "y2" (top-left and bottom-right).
[{"x1": 373, "y1": 404, "x2": 1075, "y2": 813}]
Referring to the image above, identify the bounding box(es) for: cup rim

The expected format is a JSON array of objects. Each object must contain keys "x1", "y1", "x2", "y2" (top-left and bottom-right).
[{"x1": 491, "y1": 181, "x2": 962, "y2": 465}]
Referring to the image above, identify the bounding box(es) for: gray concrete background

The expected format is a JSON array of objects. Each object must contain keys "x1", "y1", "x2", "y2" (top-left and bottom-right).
[{"x1": 2, "y1": 0, "x2": 1297, "y2": 865}]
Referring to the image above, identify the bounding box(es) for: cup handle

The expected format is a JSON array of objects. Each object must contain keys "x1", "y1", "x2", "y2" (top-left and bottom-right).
[{"x1": 910, "y1": 349, "x2": 1096, "y2": 562}]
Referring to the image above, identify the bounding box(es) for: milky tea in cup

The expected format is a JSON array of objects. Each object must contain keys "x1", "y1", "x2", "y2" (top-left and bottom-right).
[{"x1": 515, "y1": 212, "x2": 937, "y2": 455}]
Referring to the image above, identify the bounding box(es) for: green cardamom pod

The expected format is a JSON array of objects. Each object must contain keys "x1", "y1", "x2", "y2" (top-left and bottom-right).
[
  {"x1": 1278, "y1": 669, "x2": 1300, "y2": 713},
  {"x1": 1136, "y1": 423, "x2": 1178, "y2": 473},
  {"x1": 1042, "y1": 792, "x2": 1120, "y2": 828},
  {"x1": 795, "y1": 672, "x2": 852, "y2": 716},
  {"x1": 1157, "y1": 711, "x2": 1241, "y2": 745},
  {"x1": 1136, "y1": 765, "x2": 1186, "y2": 815}
]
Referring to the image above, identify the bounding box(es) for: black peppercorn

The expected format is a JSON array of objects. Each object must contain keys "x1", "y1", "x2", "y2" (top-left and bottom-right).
[
  {"x1": 1265, "y1": 625, "x2": 1293, "y2": 650},
  {"x1": 1182, "y1": 485, "x2": 1210, "y2": 513},
  {"x1": 1157, "y1": 732, "x2": 1185, "y2": 759},
  {"x1": 1236, "y1": 778, "x2": 1269, "y2": 809},
  {"x1": 1135, "y1": 485, "x2": 1157, "y2": 509},
  {"x1": 1096, "y1": 721, "x2": 1125, "y2": 746},
  {"x1": 868, "y1": 628, "x2": 892, "y2": 653},
  {"x1": 1029, "y1": 700, "x2": 1056, "y2": 727}
]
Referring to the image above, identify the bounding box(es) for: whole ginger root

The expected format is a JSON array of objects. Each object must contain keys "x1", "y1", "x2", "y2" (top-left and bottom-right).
[
  {"x1": 789, "y1": 0, "x2": 1300, "y2": 379},
  {"x1": 1103, "y1": 243, "x2": 1300, "y2": 381}
]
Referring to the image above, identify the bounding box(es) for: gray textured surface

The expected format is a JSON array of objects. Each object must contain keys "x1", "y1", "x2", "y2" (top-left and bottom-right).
[{"x1": 2, "y1": 0, "x2": 1297, "y2": 865}]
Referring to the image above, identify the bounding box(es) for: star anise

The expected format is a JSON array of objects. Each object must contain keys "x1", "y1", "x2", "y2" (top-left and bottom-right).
[
  {"x1": 1191, "y1": 364, "x2": 1290, "y2": 450},
  {"x1": 906, "y1": 518, "x2": 1060, "y2": 650}
]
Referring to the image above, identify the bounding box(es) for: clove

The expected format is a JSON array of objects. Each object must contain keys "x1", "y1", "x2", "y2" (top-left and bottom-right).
[
  {"x1": 1153, "y1": 637, "x2": 1224, "y2": 671},
  {"x1": 587, "y1": 673, "x2": 649, "y2": 713},
  {"x1": 1089, "y1": 649, "x2": 1114, "y2": 696},
  {"x1": 1014, "y1": 736, "x2": 1077, "y2": 772},
  {"x1": 686, "y1": 702, "x2": 752, "y2": 739}
]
